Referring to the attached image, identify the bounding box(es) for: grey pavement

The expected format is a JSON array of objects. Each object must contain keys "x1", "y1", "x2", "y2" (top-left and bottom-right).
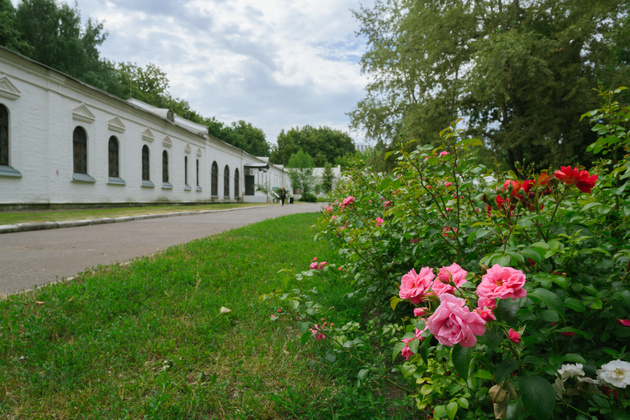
[{"x1": 0, "y1": 203, "x2": 324, "y2": 295}]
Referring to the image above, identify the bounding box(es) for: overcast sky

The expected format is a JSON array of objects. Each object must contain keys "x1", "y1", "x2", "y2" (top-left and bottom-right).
[{"x1": 30, "y1": 0, "x2": 376, "y2": 145}]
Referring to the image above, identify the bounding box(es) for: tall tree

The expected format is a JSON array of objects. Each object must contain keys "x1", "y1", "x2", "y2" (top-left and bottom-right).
[
  {"x1": 206, "y1": 118, "x2": 271, "y2": 156},
  {"x1": 287, "y1": 150, "x2": 316, "y2": 194},
  {"x1": 0, "y1": 0, "x2": 32, "y2": 55},
  {"x1": 270, "y1": 125, "x2": 356, "y2": 166},
  {"x1": 350, "y1": 0, "x2": 630, "y2": 174}
]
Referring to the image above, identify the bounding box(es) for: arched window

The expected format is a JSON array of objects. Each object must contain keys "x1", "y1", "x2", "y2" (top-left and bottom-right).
[
  {"x1": 224, "y1": 165, "x2": 230, "y2": 197},
  {"x1": 211, "y1": 161, "x2": 218, "y2": 196},
  {"x1": 0, "y1": 105, "x2": 8, "y2": 166},
  {"x1": 234, "y1": 168, "x2": 240, "y2": 197},
  {"x1": 108, "y1": 136, "x2": 119, "y2": 178},
  {"x1": 142, "y1": 145, "x2": 150, "y2": 181},
  {"x1": 184, "y1": 156, "x2": 189, "y2": 186},
  {"x1": 73, "y1": 126, "x2": 87, "y2": 174},
  {"x1": 162, "y1": 150, "x2": 169, "y2": 183},
  {"x1": 196, "y1": 159, "x2": 200, "y2": 187}
]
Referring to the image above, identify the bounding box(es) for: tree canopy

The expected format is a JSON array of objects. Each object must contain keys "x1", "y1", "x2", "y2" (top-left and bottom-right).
[
  {"x1": 350, "y1": 0, "x2": 630, "y2": 174},
  {"x1": 270, "y1": 125, "x2": 356, "y2": 166},
  {"x1": 206, "y1": 119, "x2": 271, "y2": 157},
  {"x1": 286, "y1": 150, "x2": 316, "y2": 193}
]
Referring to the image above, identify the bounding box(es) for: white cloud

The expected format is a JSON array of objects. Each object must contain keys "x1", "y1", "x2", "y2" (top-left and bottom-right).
[{"x1": 16, "y1": 0, "x2": 375, "y2": 145}]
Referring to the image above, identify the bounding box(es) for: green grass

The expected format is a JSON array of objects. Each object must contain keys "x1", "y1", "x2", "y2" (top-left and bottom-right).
[
  {"x1": 0, "y1": 213, "x2": 410, "y2": 419},
  {"x1": 0, "y1": 203, "x2": 272, "y2": 226}
]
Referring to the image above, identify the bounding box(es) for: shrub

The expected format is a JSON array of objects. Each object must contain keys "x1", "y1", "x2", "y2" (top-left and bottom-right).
[
  {"x1": 308, "y1": 86, "x2": 630, "y2": 419},
  {"x1": 299, "y1": 192, "x2": 317, "y2": 202}
]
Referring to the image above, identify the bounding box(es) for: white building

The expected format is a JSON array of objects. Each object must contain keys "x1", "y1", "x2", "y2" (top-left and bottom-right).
[{"x1": 0, "y1": 46, "x2": 290, "y2": 209}]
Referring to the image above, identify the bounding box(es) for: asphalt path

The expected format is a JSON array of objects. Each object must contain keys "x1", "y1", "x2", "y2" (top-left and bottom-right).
[{"x1": 0, "y1": 203, "x2": 324, "y2": 295}]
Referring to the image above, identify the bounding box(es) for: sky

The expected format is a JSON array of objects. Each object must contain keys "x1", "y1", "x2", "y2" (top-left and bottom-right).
[{"x1": 24, "y1": 0, "x2": 376, "y2": 146}]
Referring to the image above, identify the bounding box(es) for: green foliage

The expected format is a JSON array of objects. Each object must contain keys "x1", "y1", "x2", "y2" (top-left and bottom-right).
[
  {"x1": 321, "y1": 162, "x2": 335, "y2": 194},
  {"x1": 287, "y1": 150, "x2": 316, "y2": 194},
  {"x1": 299, "y1": 192, "x2": 317, "y2": 203},
  {"x1": 270, "y1": 125, "x2": 356, "y2": 166},
  {"x1": 309, "y1": 88, "x2": 630, "y2": 418},
  {"x1": 207, "y1": 118, "x2": 271, "y2": 156},
  {"x1": 350, "y1": 0, "x2": 630, "y2": 174}
]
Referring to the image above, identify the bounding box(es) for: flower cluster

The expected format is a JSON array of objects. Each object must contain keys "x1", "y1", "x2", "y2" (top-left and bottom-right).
[
  {"x1": 398, "y1": 264, "x2": 527, "y2": 352},
  {"x1": 310, "y1": 320, "x2": 333, "y2": 341},
  {"x1": 309, "y1": 257, "x2": 327, "y2": 270},
  {"x1": 554, "y1": 166, "x2": 598, "y2": 193}
]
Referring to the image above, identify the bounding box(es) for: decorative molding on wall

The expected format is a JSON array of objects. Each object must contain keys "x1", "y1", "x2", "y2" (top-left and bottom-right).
[
  {"x1": 0, "y1": 76, "x2": 21, "y2": 100},
  {"x1": 108, "y1": 116, "x2": 126, "y2": 133},
  {"x1": 72, "y1": 103, "x2": 96, "y2": 123},
  {"x1": 142, "y1": 128, "x2": 155, "y2": 143},
  {"x1": 162, "y1": 135, "x2": 173, "y2": 148}
]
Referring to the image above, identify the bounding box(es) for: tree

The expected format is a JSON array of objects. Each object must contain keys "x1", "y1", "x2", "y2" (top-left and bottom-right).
[
  {"x1": 14, "y1": 0, "x2": 109, "y2": 80},
  {"x1": 270, "y1": 125, "x2": 356, "y2": 166},
  {"x1": 321, "y1": 162, "x2": 335, "y2": 194},
  {"x1": 350, "y1": 0, "x2": 630, "y2": 175},
  {"x1": 206, "y1": 118, "x2": 271, "y2": 156},
  {"x1": 287, "y1": 150, "x2": 315, "y2": 194},
  {"x1": 0, "y1": 0, "x2": 32, "y2": 55}
]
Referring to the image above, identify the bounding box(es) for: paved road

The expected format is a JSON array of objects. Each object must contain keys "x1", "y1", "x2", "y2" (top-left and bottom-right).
[{"x1": 0, "y1": 203, "x2": 324, "y2": 295}]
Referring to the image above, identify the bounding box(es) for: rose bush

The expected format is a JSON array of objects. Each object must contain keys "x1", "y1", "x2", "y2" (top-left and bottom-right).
[{"x1": 308, "y1": 87, "x2": 630, "y2": 418}]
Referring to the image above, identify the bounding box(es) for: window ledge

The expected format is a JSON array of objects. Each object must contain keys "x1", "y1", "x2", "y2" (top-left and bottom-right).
[
  {"x1": 196, "y1": 186, "x2": 202, "y2": 192},
  {"x1": 107, "y1": 177, "x2": 126, "y2": 186},
  {"x1": 72, "y1": 173, "x2": 96, "y2": 183},
  {"x1": 0, "y1": 165, "x2": 22, "y2": 178},
  {"x1": 224, "y1": 196, "x2": 230, "y2": 200},
  {"x1": 142, "y1": 180, "x2": 155, "y2": 188},
  {"x1": 162, "y1": 182, "x2": 173, "y2": 190},
  {"x1": 185, "y1": 184, "x2": 192, "y2": 191}
]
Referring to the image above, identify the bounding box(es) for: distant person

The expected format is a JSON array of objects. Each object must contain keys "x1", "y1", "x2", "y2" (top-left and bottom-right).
[{"x1": 280, "y1": 186, "x2": 286, "y2": 206}]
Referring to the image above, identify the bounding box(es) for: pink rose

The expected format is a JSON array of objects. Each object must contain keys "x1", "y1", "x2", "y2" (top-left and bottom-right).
[
  {"x1": 442, "y1": 226, "x2": 458, "y2": 239},
  {"x1": 427, "y1": 293, "x2": 486, "y2": 347},
  {"x1": 309, "y1": 262, "x2": 318, "y2": 269},
  {"x1": 342, "y1": 196, "x2": 355, "y2": 207},
  {"x1": 478, "y1": 297, "x2": 497, "y2": 310},
  {"x1": 310, "y1": 324, "x2": 325, "y2": 341},
  {"x1": 325, "y1": 205, "x2": 332, "y2": 212},
  {"x1": 375, "y1": 217, "x2": 384, "y2": 227},
  {"x1": 475, "y1": 307, "x2": 496, "y2": 321},
  {"x1": 399, "y1": 267, "x2": 435, "y2": 304},
  {"x1": 508, "y1": 328, "x2": 520, "y2": 343},
  {"x1": 445, "y1": 182, "x2": 453, "y2": 188},
  {"x1": 476, "y1": 265, "x2": 527, "y2": 300},
  {"x1": 383, "y1": 200, "x2": 392, "y2": 207},
  {"x1": 433, "y1": 263, "x2": 468, "y2": 295},
  {"x1": 618, "y1": 319, "x2": 630, "y2": 327},
  {"x1": 401, "y1": 338, "x2": 414, "y2": 360},
  {"x1": 439, "y1": 151, "x2": 450, "y2": 157},
  {"x1": 414, "y1": 307, "x2": 429, "y2": 317}
]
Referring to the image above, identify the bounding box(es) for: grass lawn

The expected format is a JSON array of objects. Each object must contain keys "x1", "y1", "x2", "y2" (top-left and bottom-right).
[
  {"x1": 0, "y1": 203, "x2": 272, "y2": 226},
  {"x1": 0, "y1": 213, "x2": 411, "y2": 419}
]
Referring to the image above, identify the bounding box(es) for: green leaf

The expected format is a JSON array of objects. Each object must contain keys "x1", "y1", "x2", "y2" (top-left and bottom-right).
[
  {"x1": 392, "y1": 341, "x2": 406, "y2": 362},
  {"x1": 529, "y1": 288, "x2": 565, "y2": 321},
  {"x1": 563, "y1": 298, "x2": 586, "y2": 312},
  {"x1": 451, "y1": 345, "x2": 472, "y2": 381},
  {"x1": 419, "y1": 336, "x2": 430, "y2": 364},
  {"x1": 495, "y1": 359, "x2": 521, "y2": 384},
  {"x1": 358, "y1": 368, "x2": 369, "y2": 382},
  {"x1": 519, "y1": 374, "x2": 555, "y2": 420},
  {"x1": 446, "y1": 401, "x2": 458, "y2": 420},
  {"x1": 581, "y1": 202, "x2": 602, "y2": 211},
  {"x1": 300, "y1": 331, "x2": 311, "y2": 345},
  {"x1": 521, "y1": 248, "x2": 542, "y2": 263},
  {"x1": 408, "y1": 338, "x2": 420, "y2": 354},
  {"x1": 477, "y1": 328, "x2": 500, "y2": 351},
  {"x1": 473, "y1": 369, "x2": 495, "y2": 380},
  {"x1": 433, "y1": 405, "x2": 446, "y2": 419},
  {"x1": 390, "y1": 296, "x2": 401, "y2": 311}
]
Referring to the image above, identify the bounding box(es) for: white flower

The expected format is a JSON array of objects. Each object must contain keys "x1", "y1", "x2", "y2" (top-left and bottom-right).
[
  {"x1": 596, "y1": 360, "x2": 630, "y2": 389},
  {"x1": 557, "y1": 363, "x2": 585, "y2": 380}
]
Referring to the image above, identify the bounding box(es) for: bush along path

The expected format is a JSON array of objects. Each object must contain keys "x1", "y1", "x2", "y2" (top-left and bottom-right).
[
  {"x1": 0, "y1": 212, "x2": 413, "y2": 418},
  {"x1": 280, "y1": 87, "x2": 630, "y2": 419}
]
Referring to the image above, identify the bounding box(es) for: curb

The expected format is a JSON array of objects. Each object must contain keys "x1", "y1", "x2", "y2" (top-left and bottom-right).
[{"x1": 0, "y1": 205, "x2": 284, "y2": 234}]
